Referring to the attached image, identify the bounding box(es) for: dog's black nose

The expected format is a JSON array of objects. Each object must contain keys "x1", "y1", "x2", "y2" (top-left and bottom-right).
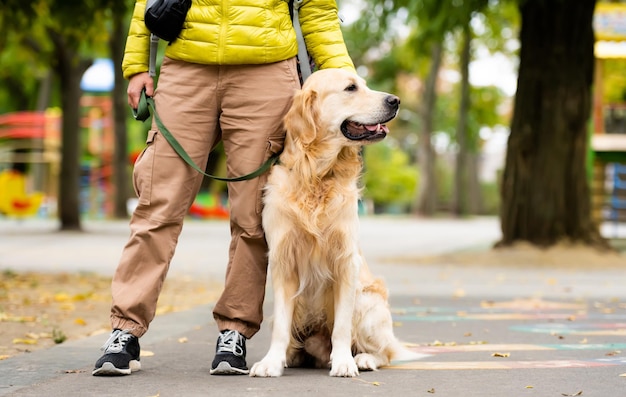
[{"x1": 385, "y1": 95, "x2": 400, "y2": 108}]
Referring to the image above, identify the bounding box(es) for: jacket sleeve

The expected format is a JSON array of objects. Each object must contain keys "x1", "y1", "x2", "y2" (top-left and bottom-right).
[
  {"x1": 298, "y1": 0, "x2": 355, "y2": 72},
  {"x1": 121, "y1": 0, "x2": 151, "y2": 79}
]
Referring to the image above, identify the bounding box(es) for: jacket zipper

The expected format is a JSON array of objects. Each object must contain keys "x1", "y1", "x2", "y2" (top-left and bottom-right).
[{"x1": 218, "y1": 0, "x2": 229, "y2": 63}]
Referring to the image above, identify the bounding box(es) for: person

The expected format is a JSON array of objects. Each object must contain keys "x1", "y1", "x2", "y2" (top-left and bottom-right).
[{"x1": 92, "y1": 0, "x2": 355, "y2": 376}]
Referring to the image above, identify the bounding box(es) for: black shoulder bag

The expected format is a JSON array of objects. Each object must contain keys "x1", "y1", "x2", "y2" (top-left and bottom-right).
[{"x1": 144, "y1": 0, "x2": 191, "y2": 42}]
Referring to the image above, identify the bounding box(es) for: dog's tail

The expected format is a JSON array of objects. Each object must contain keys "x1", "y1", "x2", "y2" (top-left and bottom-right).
[{"x1": 388, "y1": 339, "x2": 430, "y2": 363}]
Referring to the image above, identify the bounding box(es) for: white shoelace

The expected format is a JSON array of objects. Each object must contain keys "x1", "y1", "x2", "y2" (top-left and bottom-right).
[
  {"x1": 216, "y1": 330, "x2": 245, "y2": 357},
  {"x1": 100, "y1": 329, "x2": 133, "y2": 353}
]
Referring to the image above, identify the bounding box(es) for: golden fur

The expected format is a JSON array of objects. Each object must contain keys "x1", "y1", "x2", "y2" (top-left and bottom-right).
[{"x1": 250, "y1": 69, "x2": 420, "y2": 378}]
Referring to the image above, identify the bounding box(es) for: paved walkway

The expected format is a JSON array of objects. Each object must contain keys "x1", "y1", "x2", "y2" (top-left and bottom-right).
[{"x1": 1, "y1": 216, "x2": 626, "y2": 396}]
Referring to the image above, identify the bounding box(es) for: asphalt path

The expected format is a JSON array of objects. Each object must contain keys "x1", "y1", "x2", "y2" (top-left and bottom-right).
[{"x1": 1, "y1": 216, "x2": 626, "y2": 396}]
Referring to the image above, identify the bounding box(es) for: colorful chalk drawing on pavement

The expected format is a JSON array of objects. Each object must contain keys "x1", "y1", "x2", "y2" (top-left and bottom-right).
[
  {"x1": 510, "y1": 323, "x2": 626, "y2": 336},
  {"x1": 387, "y1": 343, "x2": 626, "y2": 370},
  {"x1": 386, "y1": 298, "x2": 626, "y2": 370}
]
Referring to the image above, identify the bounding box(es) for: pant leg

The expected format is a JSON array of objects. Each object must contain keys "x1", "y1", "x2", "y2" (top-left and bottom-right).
[
  {"x1": 212, "y1": 58, "x2": 300, "y2": 339},
  {"x1": 111, "y1": 58, "x2": 221, "y2": 337}
]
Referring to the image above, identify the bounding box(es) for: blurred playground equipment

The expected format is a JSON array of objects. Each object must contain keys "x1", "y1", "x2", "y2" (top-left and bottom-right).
[
  {"x1": 0, "y1": 59, "x2": 229, "y2": 219},
  {"x1": 188, "y1": 192, "x2": 229, "y2": 220},
  {"x1": 0, "y1": 108, "x2": 61, "y2": 217},
  {"x1": 591, "y1": 2, "x2": 626, "y2": 234},
  {"x1": 0, "y1": 169, "x2": 44, "y2": 217}
]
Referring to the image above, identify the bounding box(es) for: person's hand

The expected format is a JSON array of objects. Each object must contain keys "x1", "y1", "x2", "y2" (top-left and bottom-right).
[{"x1": 127, "y1": 72, "x2": 155, "y2": 109}]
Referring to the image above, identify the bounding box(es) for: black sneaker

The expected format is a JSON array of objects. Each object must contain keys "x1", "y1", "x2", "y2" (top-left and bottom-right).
[
  {"x1": 92, "y1": 329, "x2": 141, "y2": 376},
  {"x1": 210, "y1": 330, "x2": 249, "y2": 375}
]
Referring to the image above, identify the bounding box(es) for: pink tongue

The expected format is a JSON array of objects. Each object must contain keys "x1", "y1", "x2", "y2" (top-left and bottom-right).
[{"x1": 365, "y1": 124, "x2": 380, "y2": 131}]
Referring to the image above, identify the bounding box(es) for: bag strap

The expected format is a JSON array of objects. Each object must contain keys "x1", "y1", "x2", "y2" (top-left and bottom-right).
[
  {"x1": 133, "y1": 90, "x2": 279, "y2": 182},
  {"x1": 149, "y1": 34, "x2": 159, "y2": 77},
  {"x1": 146, "y1": 0, "x2": 159, "y2": 77},
  {"x1": 292, "y1": 0, "x2": 312, "y2": 83}
]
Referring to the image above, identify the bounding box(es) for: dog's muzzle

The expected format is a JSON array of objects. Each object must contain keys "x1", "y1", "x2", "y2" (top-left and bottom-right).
[{"x1": 341, "y1": 95, "x2": 400, "y2": 141}]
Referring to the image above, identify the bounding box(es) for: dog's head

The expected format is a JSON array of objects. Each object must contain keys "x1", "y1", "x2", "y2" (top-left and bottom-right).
[{"x1": 285, "y1": 69, "x2": 400, "y2": 147}]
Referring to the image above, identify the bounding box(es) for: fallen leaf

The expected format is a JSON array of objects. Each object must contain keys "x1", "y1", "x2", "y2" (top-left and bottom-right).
[
  {"x1": 74, "y1": 318, "x2": 87, "y2": 326},
  {"x1": 59, "y1": 303, "x2": 75, "y2": 311},
  {"x1": 141, "y1": 350, "x2": 155, "y2": 357},
  {"x1": 491, "y1": 352, "x2": 510, "y2": 358},
  {"x1": 463, "y1": 332, "x2": 472, "y2": 337},
  {"x1": 54, "y1": 293, "x2": 71, "y2": 302},
  {"x1": 0, "y1": 355, "x2": 11, "y2": 361},
  {"x1": 13, "y1": 338, "x2": 37, "y2": 345},
  {"x1": 64, "y1": 369, "x2": 85, "y2": 374},
  {"x1": 561, "y1": 392, "x2": 582, "y2": 396},
  {"x1": 525, "y1": 386, "x2": 534, "y2": 389},
  {"x1": 605, "y1": 350, "x2": 621, "y2": 356},
  {"x1": 351, "y1": 378, "x2": 384, "y2": 386},
  {"x1": 178, "y1": 337, "x2": 188, "y2": 343},
  {"x1": 2, "y1": 315, "x2": 37, "y2": 323},
  {"x1": 427, "y1": 388, "x2": 435, "y2": 393},
  {"x1": 619, "y1": 373, "x2": 626, "y2": 377}
]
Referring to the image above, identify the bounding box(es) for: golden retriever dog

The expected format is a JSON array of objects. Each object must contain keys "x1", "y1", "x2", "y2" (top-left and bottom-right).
[{"x1": 250, "y1": 68, "x2": 420, "y2": 378}]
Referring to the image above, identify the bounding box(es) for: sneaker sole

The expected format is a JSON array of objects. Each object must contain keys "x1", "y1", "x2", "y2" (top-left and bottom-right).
[
  {"x1": 210, "y1": 361, "x2": 249, "y2": 375},
  {"x1": 92, "y1": 360, "x2": 141, "y2": 376}
]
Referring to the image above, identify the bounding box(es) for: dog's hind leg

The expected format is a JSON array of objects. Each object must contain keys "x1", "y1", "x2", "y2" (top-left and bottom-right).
[
  {"x1": 352, "y1": 280, "x2": 426, "y2": 371},
  {"x1": 250, "y1": 276, "x2": 298, "y2": 377},
  {"x1": 303, "y1": 329, "x2": 331, "y2": 368}
]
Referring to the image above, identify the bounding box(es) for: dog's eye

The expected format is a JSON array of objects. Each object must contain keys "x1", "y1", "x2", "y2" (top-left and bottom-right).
[{"x1": 344, "y1": 83, "x2": 357, "y2": 92}]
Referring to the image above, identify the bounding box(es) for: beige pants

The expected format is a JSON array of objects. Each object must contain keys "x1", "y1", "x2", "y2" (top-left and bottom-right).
[{"x1": 110, "y1": 57, "x2": 301, "y2": 339}]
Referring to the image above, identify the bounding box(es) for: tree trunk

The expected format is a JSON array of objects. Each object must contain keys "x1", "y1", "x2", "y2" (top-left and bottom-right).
[
  {"x1": 415, "y1": 42, "x2": 443, "y2": 216},
  {"x1": 110, "y1": 12, "x2": 131, "y2": 219},
  {"x1": 453, "y1": 23, "x2": 472, "y2": 216},
  {"x1": 467, "y1": 152, "x2": 483, "y2": 214},
  {"x1": 35, "y1": 71, "x2": 53, "y2": 112},
  {"x1": 498, "y1": 0, "x2": 606, "y2": 248},
  {"x1": 51, "y1": 30, "x2": 92, "y2": 231}
]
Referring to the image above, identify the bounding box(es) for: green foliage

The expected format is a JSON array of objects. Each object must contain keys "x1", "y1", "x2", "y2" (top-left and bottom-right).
[
  {"x1": 362, "y1": 143, "x2": 419, "y2": 208},
  {"x1": 425, "y1": 156, "x2": 499, "y2": 214},
  {"x1": 434, "y1": 84, "x2": 509, "y2": 151},
  {"x1": 603, "y1": 59, "x2": 626, "y2": 104},
  {"x1": 52, "y1": 327, "x2": 67, "y2": 344},
  {"x1": 435, "y1": 158, "x2": 454, "y2": 207},
  {"x1": 0, "y1": 0, "x2": 131, "y2": 112},
  {"x1": 480, "y1": 179, "x2": 500, "y2": 215}
]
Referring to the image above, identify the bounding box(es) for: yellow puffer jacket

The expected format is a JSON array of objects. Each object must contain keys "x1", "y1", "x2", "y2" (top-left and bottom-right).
[{"x1": 122, "y1": 0, "x2": 355, "y2": 79}]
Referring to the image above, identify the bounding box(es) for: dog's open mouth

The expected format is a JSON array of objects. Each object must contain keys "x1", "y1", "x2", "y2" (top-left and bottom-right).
[{"x1": 341, "y1": 120, "x2": 389, "y2": 141}]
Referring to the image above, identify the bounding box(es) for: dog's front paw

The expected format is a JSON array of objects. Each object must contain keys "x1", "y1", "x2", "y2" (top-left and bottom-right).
[
  {"x1": 249, "y1": 357, "x2": 285, "y2": 377},
  {"x1": 329, "y1": 354, "x2": 359, "y2": 377}
]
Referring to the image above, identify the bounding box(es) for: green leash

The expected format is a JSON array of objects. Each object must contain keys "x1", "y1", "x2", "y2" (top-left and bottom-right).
[{"x1": 133, "y1": 90, "x2": 279, "y2": 182}]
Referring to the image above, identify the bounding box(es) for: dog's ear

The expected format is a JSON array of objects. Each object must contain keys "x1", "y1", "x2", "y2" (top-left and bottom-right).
[{"x1": 284, "y1": 88, "x2": 319, "y2": 146}]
